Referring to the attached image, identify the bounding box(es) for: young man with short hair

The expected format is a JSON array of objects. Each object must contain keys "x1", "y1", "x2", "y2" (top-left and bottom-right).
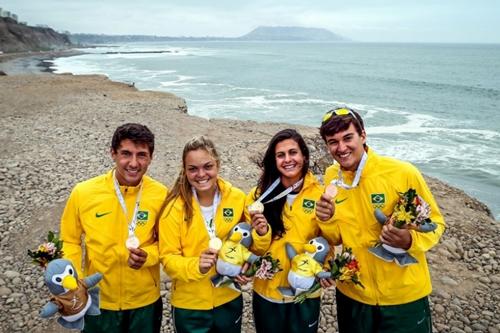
[
  {"x1": 60, "y1": 123, "x2": 167, "y2": 333},
  {"x1": 315, "y1": 108, "x2": 445, "y2": 333}
]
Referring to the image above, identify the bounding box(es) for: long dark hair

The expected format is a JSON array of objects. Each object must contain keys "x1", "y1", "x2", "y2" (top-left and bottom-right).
[{"x1": 254, "y1": 129, "x2": 310, "y2": 238}]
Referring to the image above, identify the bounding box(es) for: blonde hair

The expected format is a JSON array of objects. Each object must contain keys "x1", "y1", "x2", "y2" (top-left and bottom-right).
[{"x1": 160, "y1": 136, "x2": 220, "y2": 224}]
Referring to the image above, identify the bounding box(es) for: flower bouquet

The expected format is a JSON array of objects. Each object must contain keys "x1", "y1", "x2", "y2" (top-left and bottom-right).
[
  {"x1": 244, "y1": 253, "x2": 282, "y2": 279},
  {"x1": 27, "y1": 231, "x2": 64, "y2": 268},
  {"x1": 294, "y1": 247, "x2": 364, "y2": 304},
  {"x1": 368, "y1": 188, "x2": 437, "y2": 266}
]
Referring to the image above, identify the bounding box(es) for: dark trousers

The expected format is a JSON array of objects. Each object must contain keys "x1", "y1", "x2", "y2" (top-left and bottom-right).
[
  {"x1": 336, "y1": 289, "x2": 432, "y2": 333},
  {"x1": 83, "y1": 297, "x2": 163, "y2": 333},
  {"x1": 172, "y1": 295, "x2": 243, "y2": 333},
  {"x1": 252, "y1": 292, "x2": 321, "y2": 333}
]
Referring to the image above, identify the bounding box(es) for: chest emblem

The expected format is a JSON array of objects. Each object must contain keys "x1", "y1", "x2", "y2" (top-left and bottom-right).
[
  {"x1": 371, "y1": 194, "x2": 385, "y2": 209},
  {"x1": 136, "y1": 211, "x2": 149, "y2": 226},
  {"x1": 302, "y1": 199, "x2": 315, "y2": 214},
  {"x1": 223, "y1": 208, "x2": 234, "y2": 222}
]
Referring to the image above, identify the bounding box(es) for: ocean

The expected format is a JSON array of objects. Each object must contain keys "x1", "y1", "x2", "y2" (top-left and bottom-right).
[{"x1": 51, "y1": 42, "x2": 500, "y2": 220}]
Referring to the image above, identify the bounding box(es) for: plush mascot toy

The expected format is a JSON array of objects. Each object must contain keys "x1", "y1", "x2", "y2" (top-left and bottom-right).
[
  {"x1": 368, "y1": 208, "x2": 437, "y2": 266},
  {"x1": 279, "y1": 236, "x2": 330, "y2": 297},
  {"x1": 211, "y1": 222, "x2": 259, "y2": 290},
  {"x1": 40, "y1": 259, "x2": 102, "y2": 330}
]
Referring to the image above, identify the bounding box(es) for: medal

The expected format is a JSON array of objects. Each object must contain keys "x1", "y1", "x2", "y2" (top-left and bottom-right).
[
  {"x1": 332, "y1": 151, "x2": 367, "y2": 190},
  {"x1": 325, "y1": 183, "x2": 338, "y2": 199},
  {"x1": 248, "y1": 201, "x2": 264, "y2": 214},
  {"x1": 208, "y1": 237, "x2": 222, "y2": 251},
  {"x1": 113, "y1": 170, "x2": 144, "y2": 250},
  {"x1": 125, "y1": 235, "x2": 140, "y2": 249}
]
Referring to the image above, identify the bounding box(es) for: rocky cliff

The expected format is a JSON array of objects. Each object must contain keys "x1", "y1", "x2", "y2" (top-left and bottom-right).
[{"x1": 0, "y1": 17, "x2": 72, "y2": 53}]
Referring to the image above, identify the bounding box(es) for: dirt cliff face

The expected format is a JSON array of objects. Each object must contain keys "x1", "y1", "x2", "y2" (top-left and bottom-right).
[{"x1": 0, "y1": 17, "x2": 72, "y2": 53}]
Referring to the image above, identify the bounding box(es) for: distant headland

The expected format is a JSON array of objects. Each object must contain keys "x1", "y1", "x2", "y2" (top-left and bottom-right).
[
  {"x1": 68, "y1": 26, "x2": 348, "y2": 45},
  {"x1": 0, "y1": 21, "x2": 348, "y2": 53}
]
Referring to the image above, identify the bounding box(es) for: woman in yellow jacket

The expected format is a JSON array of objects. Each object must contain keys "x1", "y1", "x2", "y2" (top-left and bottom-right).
[
  {"x1": 246, "y1": 129, "x2": 327, "y2": 333},
  {"x1": 159, "y1": 136, "x2": 267, "y2": 333}
]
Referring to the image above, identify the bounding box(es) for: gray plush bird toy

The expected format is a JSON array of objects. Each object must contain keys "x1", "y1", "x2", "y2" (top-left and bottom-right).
[
  {"x1": 279, "y1": 236, "x2": 331, "y2": 297},
  {"x1": 368, "y1": 208, "x2": 438, "y2": 267},
  {"x1": 41, "y1": 259, "x2": 102, "y2": 330},
  {"x1": 211, "y1": 222, "x2": 259, "y2": 290}
]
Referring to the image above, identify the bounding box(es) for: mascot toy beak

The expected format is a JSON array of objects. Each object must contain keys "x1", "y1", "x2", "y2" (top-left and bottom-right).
[
  {"x1": 229, "y1": 232, "x2": 243, "y2": 242},
  {"x1": 62, "y1": 275, "x2": 78, "y2": 291},
  {"x1": 304, "y1": 244, "x2": 316, "y2": 254}
]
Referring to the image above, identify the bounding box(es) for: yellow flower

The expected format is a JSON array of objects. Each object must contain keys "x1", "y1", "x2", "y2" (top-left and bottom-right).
[
  {"x1": 37, "y1": 244, "x2": 48, "y2": 253},
  {"x1": 394, "y1": 206, "x2": 414, "y2": 225},
  {"x1": 339, "y1": 267, "x2": 356, "y2": 281}
]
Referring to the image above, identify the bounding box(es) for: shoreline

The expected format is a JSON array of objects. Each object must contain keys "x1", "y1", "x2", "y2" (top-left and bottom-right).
[
  {"x1": 0, "y1": 49, "x2": 84, "y2": 75},
  {"x1": 0, "y1": 57, "x2": 498, "y2": 333},
  {"x1": 2, "y1": 49, "x2": 495, "y2": 220}
]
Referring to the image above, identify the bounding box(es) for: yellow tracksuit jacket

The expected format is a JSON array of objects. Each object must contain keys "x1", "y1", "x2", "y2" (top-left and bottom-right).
[
  {"x1": 322, "y1": 148, "x2": 445, "y2": 305},
  {"x1": 159, "y1": 178, "x2": 268, "y2": 310},
  {"x1": 60, "y1": 170, "x2": 167, "y2": 310},
  {"x1": 245, "y1": 172, "x2": 326, "y2": 301}
]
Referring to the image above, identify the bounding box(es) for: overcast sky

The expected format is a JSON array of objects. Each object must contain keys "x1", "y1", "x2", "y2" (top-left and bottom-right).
[{"x1": 2, "y1": 0, "x2": 499, "y2": 43}]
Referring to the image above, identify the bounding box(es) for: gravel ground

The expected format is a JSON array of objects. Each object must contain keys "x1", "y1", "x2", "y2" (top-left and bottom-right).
[{"x1": 0, "y1": 73, "x2": 498, "y2": 333}]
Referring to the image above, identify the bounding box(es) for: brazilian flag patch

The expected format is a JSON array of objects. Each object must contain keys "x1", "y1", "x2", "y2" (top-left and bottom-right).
[
  {"x1": 136, "y1": 211, "x2": 149, "y2": 226},
  {"x1": 371, "y1": 193, "x2": 385, "y2": 209},
  {"x1": 223, "y1": 208, "x2": 234, "y2": 222},
  {"x1": 302, "y1": 199, "x2": 315, "y2": 214}
]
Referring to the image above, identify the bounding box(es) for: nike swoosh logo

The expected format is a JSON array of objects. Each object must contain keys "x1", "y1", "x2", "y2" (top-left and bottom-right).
[
  {"x1": 308, "y1": 320, "x2": 318, "y2": 328},
  {"x1": 417, "y1": 317, "x2": 426, "y2": 325},
  {"x1": 335, "y1": 198, "x2": 347, "y2": 204},
  {"x1": 95, "y1": 211, "x2": 112, "y2": 218},
  {"x1": 234, "y1": 315, "x2": 242, "y2": 324}
]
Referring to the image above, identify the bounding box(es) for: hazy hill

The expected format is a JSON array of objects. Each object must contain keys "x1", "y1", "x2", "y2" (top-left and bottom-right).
[
  {"x1": 238, "y1": 26, "x2": 346, "y2": 41},
  {"x1": 0, "y1": 17, "x2": 72, "y2": 53},
  {"x1": 68, "y1": 26, "x2": 347, "y2": 44}
]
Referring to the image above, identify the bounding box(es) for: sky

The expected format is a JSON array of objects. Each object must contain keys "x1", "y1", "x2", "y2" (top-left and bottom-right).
[{"x1": 1, "y1": 0, "x2": 499, "y2": 43}]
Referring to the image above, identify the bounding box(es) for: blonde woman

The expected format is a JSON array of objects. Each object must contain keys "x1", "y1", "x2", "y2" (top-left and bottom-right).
[{"x1": 159, "y1": 136, "x2": 268, "y2": 333}]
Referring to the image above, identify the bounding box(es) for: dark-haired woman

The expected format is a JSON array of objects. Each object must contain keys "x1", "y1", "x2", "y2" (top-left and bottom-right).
[{"x1": 246, "y1": 128, "x2": 328, "y2": 333}]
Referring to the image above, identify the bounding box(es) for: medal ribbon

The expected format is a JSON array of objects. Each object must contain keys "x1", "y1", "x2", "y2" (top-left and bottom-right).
[
  {"x1": 113, "y1": 170, "x2": 144, "y2": 237},
  {"x1": 331, "y1": 151, "x2": 367, "y2": 189},
  {"x1": 256, "y1": 177, "x2": 304, "y2": 204},
  {"x1": 192, "y1": 186, "x2": 221, "y2": 239}
]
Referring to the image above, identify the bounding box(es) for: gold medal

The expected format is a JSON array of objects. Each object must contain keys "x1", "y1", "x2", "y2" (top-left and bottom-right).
[
  {"x1": 208, "y1": 237, "x2": 222, "y2": 251},
  {"x1": 125, "y1": 235, "x2": 140, "y2": 249},
  {"x1": 248, "y1": 201, "x2": 264, "y2": 214}
]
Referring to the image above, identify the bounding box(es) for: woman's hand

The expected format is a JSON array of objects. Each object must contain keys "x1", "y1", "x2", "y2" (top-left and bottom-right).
[
  {"x1": 250, "y1": 212, "x2": 269, "y2": 236},
  {"x1": 319, "y1": 277, "x2": 336, "y2": 289},
  {"x1": 234, "y1": 262, "x2": 252, "y2": 285},
  {"x1": 199, "y1": 248, "x2": 218, "y2": 274}
]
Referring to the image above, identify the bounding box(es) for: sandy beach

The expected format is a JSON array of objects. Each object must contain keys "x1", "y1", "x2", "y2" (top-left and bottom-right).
[{"x1": 0, "y1": 54, "x2": 498, "y2": 332}]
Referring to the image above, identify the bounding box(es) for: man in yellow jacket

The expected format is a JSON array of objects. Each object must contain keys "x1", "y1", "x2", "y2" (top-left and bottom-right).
[
  {"x1": 60, "y1": 123, "x2": 168, "y2": 333},
  {"x1": 315, "y1": 108, "x2": 445, "y2": 333}
]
